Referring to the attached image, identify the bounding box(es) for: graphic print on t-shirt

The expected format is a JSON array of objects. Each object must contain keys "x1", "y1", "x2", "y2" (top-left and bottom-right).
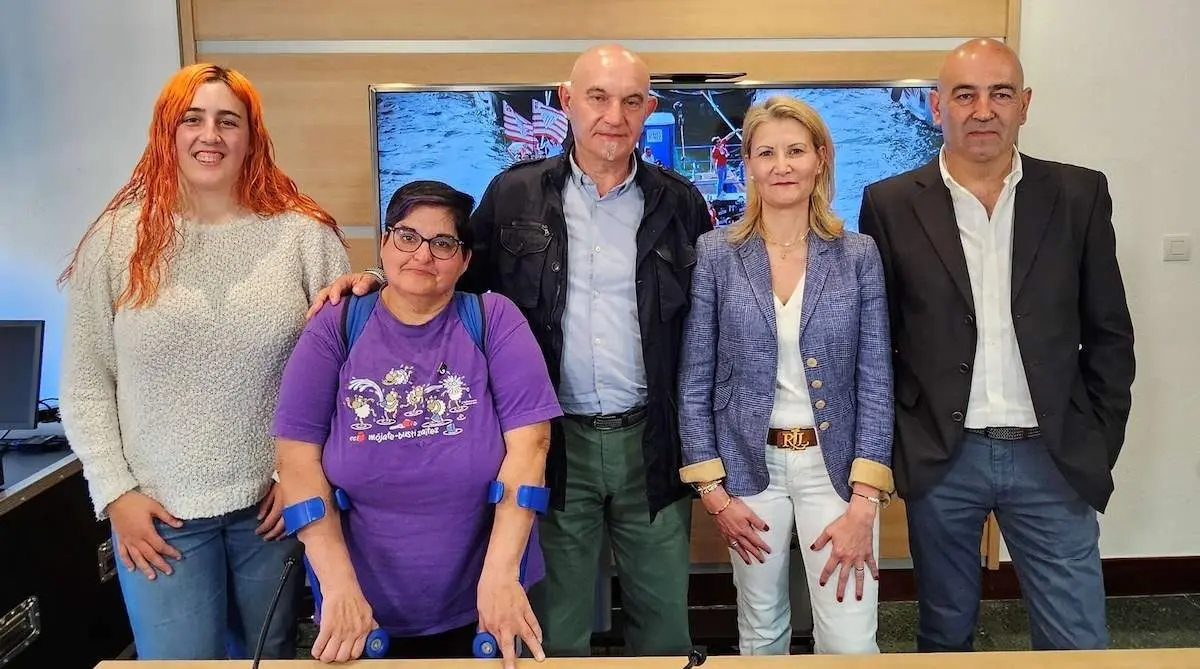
[{"x1": 343, "y1": 362, "x2": 478, "y2": 444}]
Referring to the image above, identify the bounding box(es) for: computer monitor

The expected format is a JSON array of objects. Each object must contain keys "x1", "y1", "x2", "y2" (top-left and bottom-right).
[
  {"x1": 369, "y1": 80, "x2": 943, "y2": 233},
  {"x1": 0, "y1": 320, "x2": 44, "y2": 430}
]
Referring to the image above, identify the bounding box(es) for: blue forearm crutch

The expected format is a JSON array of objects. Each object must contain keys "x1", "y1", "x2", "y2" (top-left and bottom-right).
[
  {"x1": 472, "y1": 482, "x2": 551, "y2": 659},
  {"x1": 281, "y1": 489, "x2": 390, "y2": 659}
]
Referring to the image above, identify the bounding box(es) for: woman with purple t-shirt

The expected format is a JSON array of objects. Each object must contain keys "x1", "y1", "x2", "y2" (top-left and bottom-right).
[{"x1": 272, "y1": 181, "x2": 562, "y2": 665}]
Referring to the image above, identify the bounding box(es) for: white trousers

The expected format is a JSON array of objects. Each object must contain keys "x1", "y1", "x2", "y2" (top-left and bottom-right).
[{"x1": 729, "y1": 444, "x2": 880, "y2": 655}]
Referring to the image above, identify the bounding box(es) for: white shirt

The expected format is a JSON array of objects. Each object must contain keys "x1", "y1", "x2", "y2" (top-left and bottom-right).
[
  {"x1": 939, "y1": 148, "x2": 1038, "y2": 428},
  {"x1": 769, "y1": 273, "x2": 817, "y2": 430}
]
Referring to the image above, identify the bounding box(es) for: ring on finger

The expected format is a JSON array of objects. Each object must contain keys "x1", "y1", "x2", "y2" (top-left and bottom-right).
[
  {"x1": 855, "y1": 564, "x2": 865, "y2": 573},
  {"x1": 729, "y1": 540, "x2": 740, "y2": 548}
]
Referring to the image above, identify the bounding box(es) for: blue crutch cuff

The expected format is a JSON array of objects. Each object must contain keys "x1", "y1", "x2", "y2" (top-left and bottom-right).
[
  {"x1": 282, "y1": 488, "x2": 352, "y2": 536},
  {"x1": 517, "y1": 485, "x2": 550, "y2": 513},
  {"x1": 486, "y1": 482, "x2": 550, "y2": 514},
  {"x1": 282, "y1": 497, "x2": 325, "y2": 536}
]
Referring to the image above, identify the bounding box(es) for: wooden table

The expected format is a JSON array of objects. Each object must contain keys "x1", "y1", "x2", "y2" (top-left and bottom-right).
[{"x1": 95, "y1": 648, "x2": 1200, "y2": 668}]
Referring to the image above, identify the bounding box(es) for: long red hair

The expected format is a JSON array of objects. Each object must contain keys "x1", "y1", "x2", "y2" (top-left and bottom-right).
[{"x1": 58, "y1": 63, "x2": 345, "y2": 308}]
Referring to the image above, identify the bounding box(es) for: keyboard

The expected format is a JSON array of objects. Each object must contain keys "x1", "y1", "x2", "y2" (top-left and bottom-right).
[{"x1": 0, "y1": 435, "x2": 70, "y2": 453}]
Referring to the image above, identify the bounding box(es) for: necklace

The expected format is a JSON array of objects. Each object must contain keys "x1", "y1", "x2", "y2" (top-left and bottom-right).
[{"x1": 762, "y1": 228, "x2": 809, "y2": 260}]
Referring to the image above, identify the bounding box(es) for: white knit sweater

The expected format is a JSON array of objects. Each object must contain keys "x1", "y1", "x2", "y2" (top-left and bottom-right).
[{"x1": 60, "y1": 206, "x2": 350, "y2": 520}]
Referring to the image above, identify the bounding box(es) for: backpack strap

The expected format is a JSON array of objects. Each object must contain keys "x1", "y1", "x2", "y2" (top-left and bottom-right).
[
  {"x1": 453, "y1": 291, "x2": 487, "y2": 354},
  {"x1": 341, "y1": 289, "x2": 484, "y2": 354},
  {"x1": 341, "y1": 290, "x2": 381, "y2": 351}
]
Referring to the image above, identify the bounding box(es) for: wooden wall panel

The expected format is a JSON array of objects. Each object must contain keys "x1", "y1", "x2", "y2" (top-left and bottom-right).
[
  {"x1": 193, "y1": 0, "x2": 1008, "y2": 41},
  {"x1": 692, "y1": 497, "x2": 912, "y2": 564},
  {"x1": 178, "y1": 0, "x2": 196, "y2": 66},
  {"x1": 183, "y1": 0, "x2": 1023, "y2": 568},
  {"x1": 690, "y1": 501, "x2": 731, "y2": 564},
  {"x1": 880, "y1": 498, "x2": 910, "y2": 559},
  {"x1": 347, "y1": 238, "x2": 378, "y2": 271},
  {"x1": 213, "y1": 50, "x2": 946, "y2": 228}
]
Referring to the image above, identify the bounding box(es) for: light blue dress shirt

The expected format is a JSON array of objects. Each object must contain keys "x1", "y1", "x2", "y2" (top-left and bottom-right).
[{"x1": 556, "y1": 154, "x2": 647, "y2": 416}]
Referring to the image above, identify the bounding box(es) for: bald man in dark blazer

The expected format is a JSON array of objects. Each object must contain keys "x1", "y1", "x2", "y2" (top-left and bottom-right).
[{"x1": 859, "y1": 39, "x2": 1135, "y2": 652}]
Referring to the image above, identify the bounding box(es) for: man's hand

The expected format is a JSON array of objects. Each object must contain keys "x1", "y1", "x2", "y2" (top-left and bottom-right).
[{"x1": 306, "y1": 271, "x2": 384, "y2": 320}]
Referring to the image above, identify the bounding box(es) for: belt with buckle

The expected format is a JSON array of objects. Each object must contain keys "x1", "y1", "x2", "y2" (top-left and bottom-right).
[
  {"x1": 767, "y1": 427, "x2": 818, "y2": 450},
  {"x1": 965, "y1": 426, "x2": 1041, "y2": 441},
  {"x1": 569, "y1": 405, "x2": 647, "y2": 431}
]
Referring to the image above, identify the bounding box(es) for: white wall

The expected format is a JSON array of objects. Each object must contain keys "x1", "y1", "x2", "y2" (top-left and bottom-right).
[
  {"x1": 0, "y1": 0, "x2": 180, "y2": 401},
  {"x1": 1011, "y1": 0, "x2": 1200, "y2": 558}
]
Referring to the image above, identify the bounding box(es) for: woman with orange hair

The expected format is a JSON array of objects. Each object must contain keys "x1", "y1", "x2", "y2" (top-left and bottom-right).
[{"x1": 58, "y1": 63, "x2": 350, "y2": 660}]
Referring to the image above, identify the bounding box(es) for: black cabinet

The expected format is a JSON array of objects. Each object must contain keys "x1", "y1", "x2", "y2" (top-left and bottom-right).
[{"x1": 0, "y1": 452, "x2": 132, "y2": 669}]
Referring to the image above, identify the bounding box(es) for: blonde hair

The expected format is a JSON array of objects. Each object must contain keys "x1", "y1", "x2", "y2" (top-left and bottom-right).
[{"x1": 727, "y1": 95, "x2": 843, "y2": 245}]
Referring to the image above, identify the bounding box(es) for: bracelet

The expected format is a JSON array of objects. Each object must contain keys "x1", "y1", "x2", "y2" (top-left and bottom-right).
[
  {"x1": 706, "y1": 496, "x2": 733, "y2": 516},
  {"x1": 364, "y1": 266, "x2": 387, "y2": 284},
  {"x1": 694, "y1": 480, "x2": 722, "y2": 496},
  {"x1": 852, "y1": 491, "x2": 885, "y2": 507}
]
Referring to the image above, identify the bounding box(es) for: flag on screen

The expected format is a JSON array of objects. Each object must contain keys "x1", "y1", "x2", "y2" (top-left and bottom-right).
[
  {"x1": 532, "y1": 99, "x2": 569, "y2": 143},
  {"x1": 503, "y1": 101, "x2": 536, "y2": 144}
]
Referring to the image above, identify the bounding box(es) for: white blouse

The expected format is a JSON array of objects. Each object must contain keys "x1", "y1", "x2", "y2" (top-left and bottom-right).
[{"x1": 768, "y1": 272, "x2": 817, "y2": 430}]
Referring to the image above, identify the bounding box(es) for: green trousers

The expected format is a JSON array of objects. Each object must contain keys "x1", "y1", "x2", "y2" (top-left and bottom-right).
[{"x1": 529, "y1": 416, "x2": 693, "y2": 656}]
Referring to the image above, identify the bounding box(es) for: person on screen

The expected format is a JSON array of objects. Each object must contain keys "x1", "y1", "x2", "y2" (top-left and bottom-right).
[
  {"x1": 858, "y1": 38, "x2": 1135, "y2": 651},
  {"x1": 306, "y1": 43, "x2": 712, "y2": 658},
  {"x1": 272, "y1": 180, "x2": 561, "y2": 665},
  {"x1": 57, "y1": 64, "x2": 350, "y2": 661},
  {"x1": 711, "y1": 136, "x2": 730, "y2": 194},
  {"x1": 678, "y1": 95, "x2": 892, "y2": 656}
]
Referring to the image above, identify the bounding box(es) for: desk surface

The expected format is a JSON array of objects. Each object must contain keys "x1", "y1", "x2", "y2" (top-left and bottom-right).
[
  {"x1": 0, "y1": 448, "x2": 78, "y2": 517},
  {"x1": 95, "y1": 648, "x2": 1200, "y2": 668}
]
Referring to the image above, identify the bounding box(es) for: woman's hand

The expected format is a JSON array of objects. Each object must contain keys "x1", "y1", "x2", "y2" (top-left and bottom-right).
[
  {"x1": 703, "y1": 488, "x2": 771, "y2": 565},
  {"x1": 812, "y1": 491, "x2": 879, "y2": 602},
  {"x1": 477, "y1": 570, "x2": 545, "y2": 669},
  {"x1": 306, "y1": 271, "x2": 383, "y2": 320},
  {"x1": 106, "y1": 490, "x2": 184, "y2": 580},
  {"x1": 255, "y1": 482, "x2": 286, "y2": 541},
  {"x1": 311, "y1": 580, "x2": 377, "y2": 663}
]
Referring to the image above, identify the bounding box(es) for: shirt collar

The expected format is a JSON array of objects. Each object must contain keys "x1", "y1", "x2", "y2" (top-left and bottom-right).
[
  {"x1": 568, "y1": 150, "x2": 638, "y2": 198},
  {"x1": 938, "y1": 146, "x2": 1023, "y2": 193}
]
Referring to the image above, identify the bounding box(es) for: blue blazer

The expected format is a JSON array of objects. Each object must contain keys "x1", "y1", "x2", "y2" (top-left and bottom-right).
[{"x1": 677, "y1": 227, "x2": 894, "y2": 501}]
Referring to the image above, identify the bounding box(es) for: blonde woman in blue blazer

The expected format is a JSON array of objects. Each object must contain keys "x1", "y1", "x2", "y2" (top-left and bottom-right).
[{"x1": 677, "y1": 96, "x2": 894, "y2": 655}]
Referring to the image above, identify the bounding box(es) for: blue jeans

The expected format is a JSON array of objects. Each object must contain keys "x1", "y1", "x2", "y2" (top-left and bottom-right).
[
  {"x1": 906, "y1": 433, "x2": 1107, "y2": 651},
  {"x1": 115, "y1": 503, "x2": 305, "y2": 660}
]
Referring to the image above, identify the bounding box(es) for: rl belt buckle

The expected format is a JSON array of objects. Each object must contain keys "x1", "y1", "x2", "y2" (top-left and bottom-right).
[{"x1": 779, "y1": 428, "x2": 813, "y2": 450}]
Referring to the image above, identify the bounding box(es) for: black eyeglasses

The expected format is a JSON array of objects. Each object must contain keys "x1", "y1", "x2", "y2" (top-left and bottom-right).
[{"x1": 386, "y1": 227, "x2": 464, "y2": 260}]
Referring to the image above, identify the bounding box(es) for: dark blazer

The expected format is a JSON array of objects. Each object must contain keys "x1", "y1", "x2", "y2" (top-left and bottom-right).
[{"x1": 858, "y1": 153, "x2": 1135, "y2": 512}]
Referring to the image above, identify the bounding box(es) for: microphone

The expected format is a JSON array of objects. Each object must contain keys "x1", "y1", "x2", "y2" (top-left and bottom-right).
[
  {"x1": 250, "y1": 541, "x2": 305, "y2": 669},
  {"x1": 682, "y1": 648, "x2": 707, "y2": 669}
]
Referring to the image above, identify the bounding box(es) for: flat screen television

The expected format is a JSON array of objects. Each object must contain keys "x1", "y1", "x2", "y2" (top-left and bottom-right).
[{"x1": 369, "y1": 80, "x2": 942, "y2": 234}]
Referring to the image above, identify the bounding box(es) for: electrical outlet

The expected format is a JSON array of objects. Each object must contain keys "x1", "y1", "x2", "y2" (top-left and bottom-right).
[{"x1": 1163, "y1": 234, "x2": 1192, "y2": 262}]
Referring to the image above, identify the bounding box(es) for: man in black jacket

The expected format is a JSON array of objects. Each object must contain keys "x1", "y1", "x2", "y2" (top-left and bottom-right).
[
  {"x1": 459, "y1": 43, "x2": 710, "y2": 658},
  {"x1": 315, "y1": 44, "x2": 710, "y2": 658},
  {"x1": 858, "y1": 39, "x2": 1135, "y2": 652}
]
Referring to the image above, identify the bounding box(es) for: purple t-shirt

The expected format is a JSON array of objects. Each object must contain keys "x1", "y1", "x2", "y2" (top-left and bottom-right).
[{"x1": 272, "y1": 291, "x2": 562, "y2": 637}]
